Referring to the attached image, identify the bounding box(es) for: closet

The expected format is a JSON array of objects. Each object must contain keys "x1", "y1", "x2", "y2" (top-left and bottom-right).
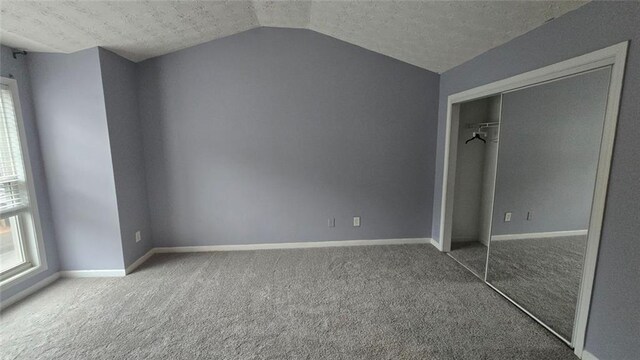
[{"x1": 442, "y1": 59, "x2": 619, "y2": 349}]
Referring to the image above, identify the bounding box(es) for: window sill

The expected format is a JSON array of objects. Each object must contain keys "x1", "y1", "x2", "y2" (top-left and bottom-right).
[
  {"x1": 0, "y1": 262, "x2": 47, "y2": 292},
  {"x1": 1, "y1": 262, "x2": 33, "y2": 281}
]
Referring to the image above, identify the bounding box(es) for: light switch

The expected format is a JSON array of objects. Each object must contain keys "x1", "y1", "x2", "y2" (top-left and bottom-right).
[
  {"x1": 353, "y1": 216, "x2": 361, "y2": 227},
  {"x1": 328, "y1": 218, "x2": 335, "y2": 228},
  {"x1": 504, "y1": 212, "x2": 512, "y2": 222}
]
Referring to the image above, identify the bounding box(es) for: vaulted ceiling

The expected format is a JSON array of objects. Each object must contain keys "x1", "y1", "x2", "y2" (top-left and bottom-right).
[{"x1": 0, "y1": 1, "x2": 587, "y2": 73}]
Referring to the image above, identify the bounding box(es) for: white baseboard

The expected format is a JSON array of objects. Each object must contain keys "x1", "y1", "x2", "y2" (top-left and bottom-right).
[
  {"x1": 430, "y1": 238, "x2": 444, "y2": 251},
  {"x1": 2, "y1": 238, "x2": 432, "y2": 309},
  {"x1": 125, "y1": 248, "x2": 155, "y2": 274},
  {"x1": 491, "y1": 229, "x2": 588, "y2": 241},
  {"x1": 0, "y1": 272, "x2": 60, "y2": 311},
  {"x1": 59, "y1": 269, "x2": 126, "y2": 278},
  {"x1": 581, "y1": 350, "x2": 599, "y2": 360},
  {"x1": 155, "y1": 237, "x2": 431, "y2": 253}
]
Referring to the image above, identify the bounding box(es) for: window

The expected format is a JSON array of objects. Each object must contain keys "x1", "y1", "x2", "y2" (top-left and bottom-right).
[{"x1": 0, "y1": 78, "x2": 45, "y2": 285}]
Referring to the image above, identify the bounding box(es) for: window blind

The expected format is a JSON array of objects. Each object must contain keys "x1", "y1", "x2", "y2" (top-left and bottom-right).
[{"x1": 0, "y1": 83, "x2": 29, "y2": 217}]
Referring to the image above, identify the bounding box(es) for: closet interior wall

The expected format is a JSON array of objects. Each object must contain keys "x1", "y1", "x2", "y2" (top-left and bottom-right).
[{"x1": 452, "y1": 96, "x2": 501, "y2": 246}]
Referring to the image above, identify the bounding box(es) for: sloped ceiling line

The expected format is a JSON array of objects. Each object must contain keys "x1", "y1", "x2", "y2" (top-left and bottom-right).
[{"x1": 0, "y1": 1, "x2": 587, "y2": 73}]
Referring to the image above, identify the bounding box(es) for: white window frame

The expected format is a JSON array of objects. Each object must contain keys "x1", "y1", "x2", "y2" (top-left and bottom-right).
[{"x1": 0, "y1": 76, "x2": 48, "y2": 290}]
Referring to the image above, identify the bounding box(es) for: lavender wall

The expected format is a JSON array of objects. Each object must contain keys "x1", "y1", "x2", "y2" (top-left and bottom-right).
[
  {"x1": 3, "y1": 46, "x2": 151, "y2": 274},
  {"x1": 491, "y1": 68, "x2": 610, "y2": 235},
  {"x1": 137, "y1": 28, "x2": 440, "y2": 247},
  {"x1": 431, "y1": 2, "x2": 640, "y2": 358},
  {"x1": 0, "y1": 46, "x2": 60, "y2": 301},
  {"x1": 28, "y1": 48, "x2": 125, "y2": 270},
  {"x1": 98, "y1": 48, "x2": 152, "y2": 268}
]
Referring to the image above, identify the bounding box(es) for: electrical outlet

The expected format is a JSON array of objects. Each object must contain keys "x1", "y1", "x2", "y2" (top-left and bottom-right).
[
  {"x1": 353, "y1": 216, "x2": 361, "y2": 227},
  {"x1": 328, "y1": 218, "x2": 335, "y2": 228},
  {"x1": 527, "y1": 211, "x2": 533, "y2": 221},
  {"x1": 504, "y1": 212, "x2": 512, "y2": 222},
  {"x1": 135, "y1": 231, "x2": 142, "y2": 242}
]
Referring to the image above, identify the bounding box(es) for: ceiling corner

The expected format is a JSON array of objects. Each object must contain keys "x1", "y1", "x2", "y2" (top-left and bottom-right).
[{"x1": 252, "y1": 0, "x2": 311, "y2": 29}]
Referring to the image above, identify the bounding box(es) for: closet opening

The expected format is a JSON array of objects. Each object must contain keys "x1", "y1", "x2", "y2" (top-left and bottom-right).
[{"x1": 448, "y1": 95, "x2": 501, "y2": 278}]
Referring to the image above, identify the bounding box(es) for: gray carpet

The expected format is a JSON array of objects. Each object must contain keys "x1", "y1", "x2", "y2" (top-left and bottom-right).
[
  {"x1": 0, "y1": 245, "x2": 577, "y2": 359},
  {"x1": 448, "y1": 241, "x2": 488, "y2": 278},
  {"x1": 487, "y1": 235, "x2": 587, "y2": 340}
]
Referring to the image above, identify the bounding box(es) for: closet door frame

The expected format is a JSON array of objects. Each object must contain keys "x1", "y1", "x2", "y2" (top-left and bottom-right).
[{"x1": 438, "y1": 41, "x2": 628, "y2": 357}]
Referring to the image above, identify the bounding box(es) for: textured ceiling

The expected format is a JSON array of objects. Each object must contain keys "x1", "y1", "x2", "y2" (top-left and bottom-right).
[{"x1": 0, "y1": 1, "x2": 587, "y2": 73}]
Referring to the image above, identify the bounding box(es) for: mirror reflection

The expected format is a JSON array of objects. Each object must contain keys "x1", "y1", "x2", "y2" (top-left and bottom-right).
[{"x1": 486, "y1": 67, "x2": 612, "y2": 341}]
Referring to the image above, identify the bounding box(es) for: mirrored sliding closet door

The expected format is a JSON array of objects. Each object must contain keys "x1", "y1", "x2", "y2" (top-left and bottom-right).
[{"x1": 485, "y1": 67, "x2": 612, "y2": 342}]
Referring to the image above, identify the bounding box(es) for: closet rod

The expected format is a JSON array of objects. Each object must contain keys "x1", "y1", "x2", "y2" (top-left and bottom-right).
[{"x1": 466, "y1": 122, "x2": 499, "y2": 129}]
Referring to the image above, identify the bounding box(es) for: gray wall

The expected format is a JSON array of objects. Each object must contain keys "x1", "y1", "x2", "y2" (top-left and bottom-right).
[
  {"x1": 0, "y1": 46, "x2": 60, "y2": 301},
  {"x1": 28, "y1": 48, "x2": 125, "y2": 270},
  {"x1": 98, "y1": 48, "x2": 152, "y2": 267},
  {"x1": 491, "y1": 68, "x2": 610, "y2": 235},
  {"x1": 431, "y1": 2, "x2": 640, "y2": 358},
  {"x1": 137, "y1": 27, "x2": 439, "y2": 247}
]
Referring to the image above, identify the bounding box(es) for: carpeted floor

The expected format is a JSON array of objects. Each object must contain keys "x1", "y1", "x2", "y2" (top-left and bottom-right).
[
  {"x1": 0, "y1": 245, "x2": 577, "y2": 359},
  {"x1": 448, "y1": 241, "x2": 488, "y2": 278},
  {"x1": 487, "y1": 235, "x2": 587, "y2": 340}
]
